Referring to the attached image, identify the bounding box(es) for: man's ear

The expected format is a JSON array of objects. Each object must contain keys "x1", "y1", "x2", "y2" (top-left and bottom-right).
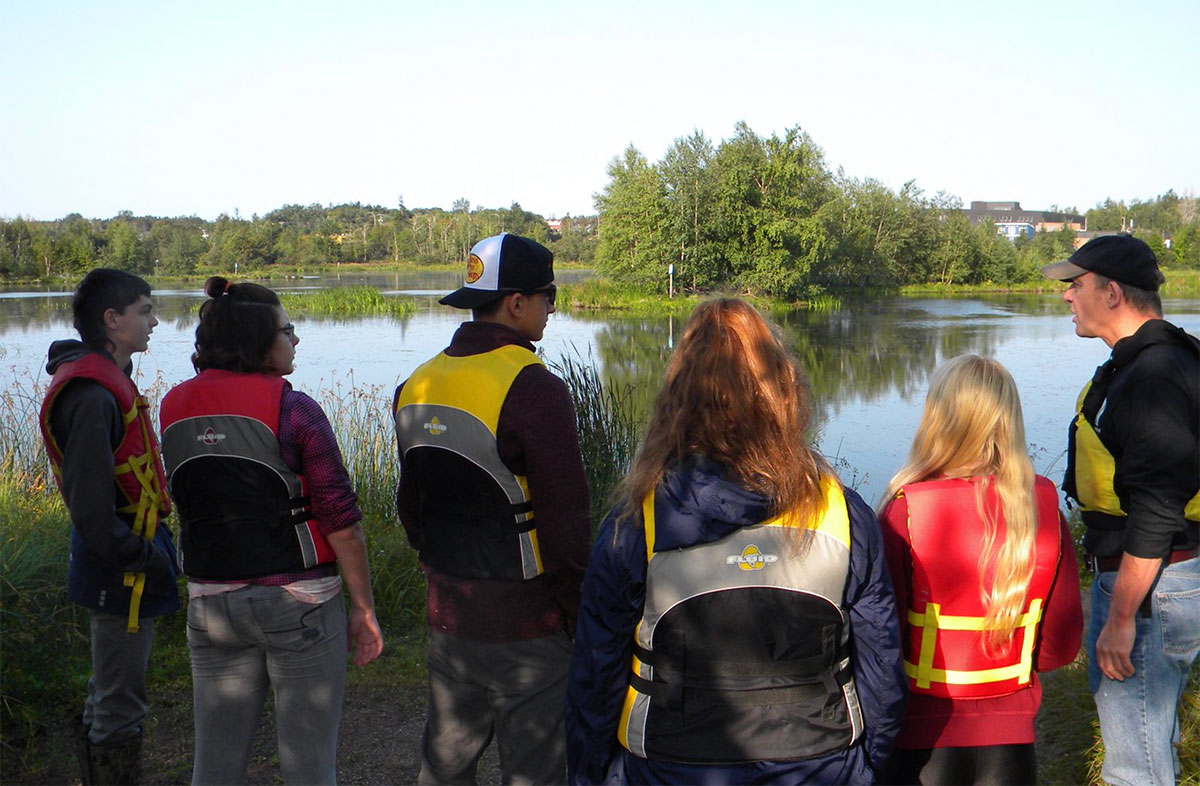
[
  {"x1": 1105, "y1": 280, "x2": 1122, "y2": 308},
  {"x1": 504, "y1": 292, "x2": 524, "y2": 318},
  {"x1": 102, "y1": 307, "x2": 121, "y2": 330}
]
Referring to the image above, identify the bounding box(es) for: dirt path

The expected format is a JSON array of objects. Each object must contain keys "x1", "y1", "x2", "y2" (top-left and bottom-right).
[{"x1": 25, "y1": 682, "x2": 502, "y2": 785}]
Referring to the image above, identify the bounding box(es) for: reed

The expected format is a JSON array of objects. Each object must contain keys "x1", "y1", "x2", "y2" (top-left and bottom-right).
[
  {"x1": 4, "y1": 359, "x2": 1198, "y2": 783},
  {"x1": 559, "y1": 280, "x2": 700, "y2": 315},
  {"x1": 277, "y1": 286, "x2": 418, "y2": 318},
  {"x1": 551, "y1": 354, "x2": 643, "y2": 527}
]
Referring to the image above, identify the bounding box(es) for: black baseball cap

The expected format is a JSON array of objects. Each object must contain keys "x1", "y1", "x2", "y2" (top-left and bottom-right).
[
  {"x1": 1042, "y1": 233, "x2": 1165, "y2": 291},
  {"x1": 439, "y1": 233, "x2": 555, "y2": 309}
]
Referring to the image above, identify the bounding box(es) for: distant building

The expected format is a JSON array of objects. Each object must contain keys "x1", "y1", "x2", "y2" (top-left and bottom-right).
[
  {"x1": 962, "y1": 201, "x2": 1084, "y2": 242},
  {"x1": 545, "y1": 218, "x2": 563, "y2": 233}
]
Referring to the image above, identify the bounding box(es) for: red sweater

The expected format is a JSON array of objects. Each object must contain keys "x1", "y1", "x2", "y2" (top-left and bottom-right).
[
  {"x1": 394, "y1": 321, "x2": 591, "y2": 641},
  {"x1": 880, "y1": 480, "x2": 1083, "y2": 748}
]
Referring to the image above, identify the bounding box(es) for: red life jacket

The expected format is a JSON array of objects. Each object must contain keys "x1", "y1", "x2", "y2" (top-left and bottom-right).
[
  {"x1": 39, "y1": 352, "x2": 171, "y2": 632},
  {"x1": 159, "y1": 370, "x2": 335, "y2": 580},
  {"x1": 898, "y1": 476, "x2": 1063, "y2": 699}
]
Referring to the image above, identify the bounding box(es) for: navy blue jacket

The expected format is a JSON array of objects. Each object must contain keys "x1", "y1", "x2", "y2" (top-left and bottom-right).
[{"x1": 565, "y1": 459, "x2": 906, "y2": 785}]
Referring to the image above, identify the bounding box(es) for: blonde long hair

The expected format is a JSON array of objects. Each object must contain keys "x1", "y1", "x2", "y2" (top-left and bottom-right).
[
  {"x1": 882, "y1": 355, "x2": 1037, "y2": 653},
  {"x1": 618, "y1": 298, "x2": 830, "y2": 531}
]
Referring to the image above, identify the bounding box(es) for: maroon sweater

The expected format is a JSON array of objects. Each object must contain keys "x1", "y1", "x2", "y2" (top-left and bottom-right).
[{"x1": 394, "y1": 321, "x2": 591, "y2": 641}]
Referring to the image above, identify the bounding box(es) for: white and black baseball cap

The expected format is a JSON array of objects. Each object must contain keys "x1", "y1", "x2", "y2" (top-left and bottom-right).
[{"x1": 439, "y1": 233, "x2": 555, "y2": 309}]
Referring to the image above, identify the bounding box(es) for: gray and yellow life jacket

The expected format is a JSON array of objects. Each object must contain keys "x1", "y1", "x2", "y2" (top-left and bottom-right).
[
  {"x1": 394, "y1": 345, "x2": 545, "y2": 581},
  {"x1": 619, "y1": 477, "x2": 863, "y2": 764}
]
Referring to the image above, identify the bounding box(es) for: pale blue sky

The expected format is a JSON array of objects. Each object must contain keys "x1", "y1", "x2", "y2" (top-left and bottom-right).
[{"x1": 2, "y1": 0, "x2": 1197, "y2": 221}]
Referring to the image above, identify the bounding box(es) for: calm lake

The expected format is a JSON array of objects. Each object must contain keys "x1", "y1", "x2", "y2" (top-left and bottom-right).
[{"x1": 4, "y1": 270, "x2": 1198, "y2": 506}]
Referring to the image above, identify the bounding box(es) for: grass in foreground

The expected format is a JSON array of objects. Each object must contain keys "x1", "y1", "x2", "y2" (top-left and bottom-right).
[{"x1": 3, "y1": 364, "x2": 1198, "y2": 784}]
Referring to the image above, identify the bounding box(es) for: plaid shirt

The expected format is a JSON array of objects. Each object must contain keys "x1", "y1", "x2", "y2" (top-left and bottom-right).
[{"x1": 210, "y1": 387, "x2": 361, "y2": 587}]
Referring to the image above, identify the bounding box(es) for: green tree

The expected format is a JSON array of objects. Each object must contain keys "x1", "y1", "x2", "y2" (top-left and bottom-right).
[
  {"x1": 594, "y1": 145, "x2": 671, "y2": 290},
  {"x1": 660, "y1": 130, "x2": 720, "y2": 289}
]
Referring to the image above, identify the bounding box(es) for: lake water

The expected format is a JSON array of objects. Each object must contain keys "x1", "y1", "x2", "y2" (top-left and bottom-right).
[{"x1": 4, "y1": 271, "x2": 1198, "y2": 506}]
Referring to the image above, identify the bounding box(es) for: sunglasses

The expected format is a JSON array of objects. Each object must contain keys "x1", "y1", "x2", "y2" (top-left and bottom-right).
[{"x1": 521, "y1": 284, "x2": 556, "y2": 305}]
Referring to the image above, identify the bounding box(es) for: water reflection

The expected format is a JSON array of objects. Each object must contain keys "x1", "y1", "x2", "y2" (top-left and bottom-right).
[{"x1": 3, "y1": 274, "x2": 1198, "y2": 505}]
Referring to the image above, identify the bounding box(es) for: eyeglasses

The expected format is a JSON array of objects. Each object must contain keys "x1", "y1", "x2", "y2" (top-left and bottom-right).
[
  {"x1": 279, "y1": 324, "x2": 295, "y2": 338},
  {"x1": 522, "y1": 284, "x2": 556, "y2": 306}
]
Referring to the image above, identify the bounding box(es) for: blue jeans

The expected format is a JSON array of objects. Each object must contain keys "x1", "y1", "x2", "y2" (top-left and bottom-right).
[
  {"x1": 1089, "y1": 555, "x2": 1200, "y2": 786},
  {"x1": 187, "y1": 586, "x2": 348, "y2": 785}
]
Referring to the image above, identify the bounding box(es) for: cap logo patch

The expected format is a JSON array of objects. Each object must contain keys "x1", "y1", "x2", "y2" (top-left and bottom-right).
[
  {"x1": 465, "y1": 254, "x2": 484, "y2": 284},
  {"x1": 726, "y1": 544, "x2": 778, "y2": 571},
  {"x1": 424, "y1": 416, "x2": 447, "y2": 436}
]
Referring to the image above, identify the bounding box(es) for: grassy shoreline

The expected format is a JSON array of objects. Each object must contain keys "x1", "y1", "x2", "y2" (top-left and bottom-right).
[{"x1": 3, "y1": 356, "x2": 1197, "y2": 784}]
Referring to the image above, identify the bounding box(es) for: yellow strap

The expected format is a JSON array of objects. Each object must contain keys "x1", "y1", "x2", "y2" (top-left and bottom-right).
[
  {"x1": 916, "y1": 602, "x2": 940, "y2": 688},
  {"x1": 908, "y1": 599, "x2": 1043, "y2": 687},
  {"x1": 642, "y1": 494, "x2": 656, "y2": 561},
  {"x1": 903, "y1": 658, "x2": 1032, "y2": 686},
  {"x1": 907, "y1": 604, "x2": 1043, "y2": 631},
  {"x1": 123, "y1": 572, "x2": 145, "y2": 633}
]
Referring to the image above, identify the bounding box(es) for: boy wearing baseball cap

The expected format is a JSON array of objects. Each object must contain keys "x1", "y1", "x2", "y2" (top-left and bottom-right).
[{"x1": 394, "y1": 233, "x2": 590, "y2": 783}]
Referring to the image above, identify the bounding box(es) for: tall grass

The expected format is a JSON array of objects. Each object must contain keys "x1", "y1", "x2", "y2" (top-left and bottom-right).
[
  {"x1": 551, "y1": 354, "x2": 643, "y2": 527},
  {"x1": 277, "y1": 286, "x2": 418, "y2": 317},
  {"x1": 315, "y1": 378, "x2": 425, "y2": 631},
  {"x1": 559, "y1": 280, "x2": 700, "y2": 315},
  {"x1": 4, "y1": 358, "x2": 1198, "y2": 783}
]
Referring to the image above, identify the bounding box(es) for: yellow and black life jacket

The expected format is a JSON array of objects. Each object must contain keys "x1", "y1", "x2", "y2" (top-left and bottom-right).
[
  {"x1": 1064, "y1": 326, "x2": 1200, "y2": 525},
  {"x1": 394, "y1": 345, "x2": 545, "y2": 581}
]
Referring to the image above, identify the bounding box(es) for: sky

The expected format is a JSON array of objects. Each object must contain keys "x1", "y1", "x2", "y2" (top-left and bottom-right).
[{"x1": 2, "y1": 0, "x2": 1197, "y2": 222}]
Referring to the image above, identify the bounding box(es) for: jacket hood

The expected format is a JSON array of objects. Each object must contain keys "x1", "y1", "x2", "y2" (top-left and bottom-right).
[
  {"x1": 652, "y1": 457, "x2": 774, "y2": 552},
  {"x1": 46, "y1": 339, "x2": 94, "y2": 375}
]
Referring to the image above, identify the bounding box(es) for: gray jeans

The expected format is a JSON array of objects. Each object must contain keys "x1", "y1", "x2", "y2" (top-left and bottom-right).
[
  {"x1": 187, "y1": 585, "x2": 348, "y2": 785},
  {"x1": 85, "y1": 611, "x2": 156, "y2": 744},
  {"x1": 419, "y1": 629, "x2": 571, "y2": 785}
]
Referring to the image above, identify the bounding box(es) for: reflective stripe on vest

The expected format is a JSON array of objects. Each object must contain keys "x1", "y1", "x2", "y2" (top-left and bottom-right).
[
  {"x1": 619, "y1": 476, "x2": 863, "y2": 763},
  {"x1": 394, "y1": 345, "x2": 545, "y2": 580},
  {"x1": 1071, "y1": 380, "x2": 1200, "y2": 521},
  {"x1": 39, "y1": 352, "x2": 170, "y2": 633},
  {"x1": 899, "y1": 476, "x2": 1062, "y2": 698}
]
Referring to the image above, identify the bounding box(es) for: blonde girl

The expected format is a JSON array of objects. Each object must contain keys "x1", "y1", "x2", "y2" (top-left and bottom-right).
[{"x1": 879, "y1": 355, "x2": 1083, "y2": 785}]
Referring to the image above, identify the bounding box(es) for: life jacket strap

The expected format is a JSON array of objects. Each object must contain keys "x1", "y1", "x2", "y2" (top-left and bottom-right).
[
  {"x1": 905, "y1": 599, "x2": 1043, "y2": 689},
  {"x1": 633, "y1": 643, "x2": 835, "y2": 679}
]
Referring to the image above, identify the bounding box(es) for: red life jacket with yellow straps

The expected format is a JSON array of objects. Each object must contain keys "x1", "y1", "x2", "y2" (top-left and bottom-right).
[
  {"x1": 39, "y1": 352, "x2": 171, "y2": 633},
  {"x1": 899, "y1": 475, "x2": 1062, "y2": 699}
]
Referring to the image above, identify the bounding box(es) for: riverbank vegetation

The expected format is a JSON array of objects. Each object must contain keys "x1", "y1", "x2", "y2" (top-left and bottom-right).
[
  {"x1": 277, "y1": 286, "x2": 419, "y2": 318},
  {"x1": 3, "y1": 360, "x2": 1197, "y2": 783}
]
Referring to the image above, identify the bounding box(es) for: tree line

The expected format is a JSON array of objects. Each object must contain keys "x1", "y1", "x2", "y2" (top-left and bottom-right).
[
  {"x1": 0, "y1": 202, "x2": 597, "y2": 280},
  {"x1": 593, "y1": 122, "x2": 1200, "y2": 298},
  {"x1": 3, "y1": 121, "x2": 1196, "y2": 292}
]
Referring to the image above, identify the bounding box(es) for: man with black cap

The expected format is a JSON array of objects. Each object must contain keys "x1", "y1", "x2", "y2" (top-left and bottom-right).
[
  {"x1": 1043, "y1": 233, "x2": 1199, "y2": 786},
  {"x1": 393, "y1": 232, "x2": 590, "y2": 784}
]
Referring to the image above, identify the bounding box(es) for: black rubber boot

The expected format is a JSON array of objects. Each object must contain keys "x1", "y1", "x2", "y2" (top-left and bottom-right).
[
  {"x1": 88, "y1": 730, "x2": 143, "y2": 785},
  {"x1": 71, "y1": 715, "x2": 95, "y2": 786}
]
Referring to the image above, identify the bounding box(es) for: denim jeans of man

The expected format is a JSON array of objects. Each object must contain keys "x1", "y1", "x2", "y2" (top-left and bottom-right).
[
  {"x1": 1089, "y1": 555, "x2": 1200, "y2": 786},
  {"x1": 187, "y1": 585, "x2": 348, "y2": 785}
]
